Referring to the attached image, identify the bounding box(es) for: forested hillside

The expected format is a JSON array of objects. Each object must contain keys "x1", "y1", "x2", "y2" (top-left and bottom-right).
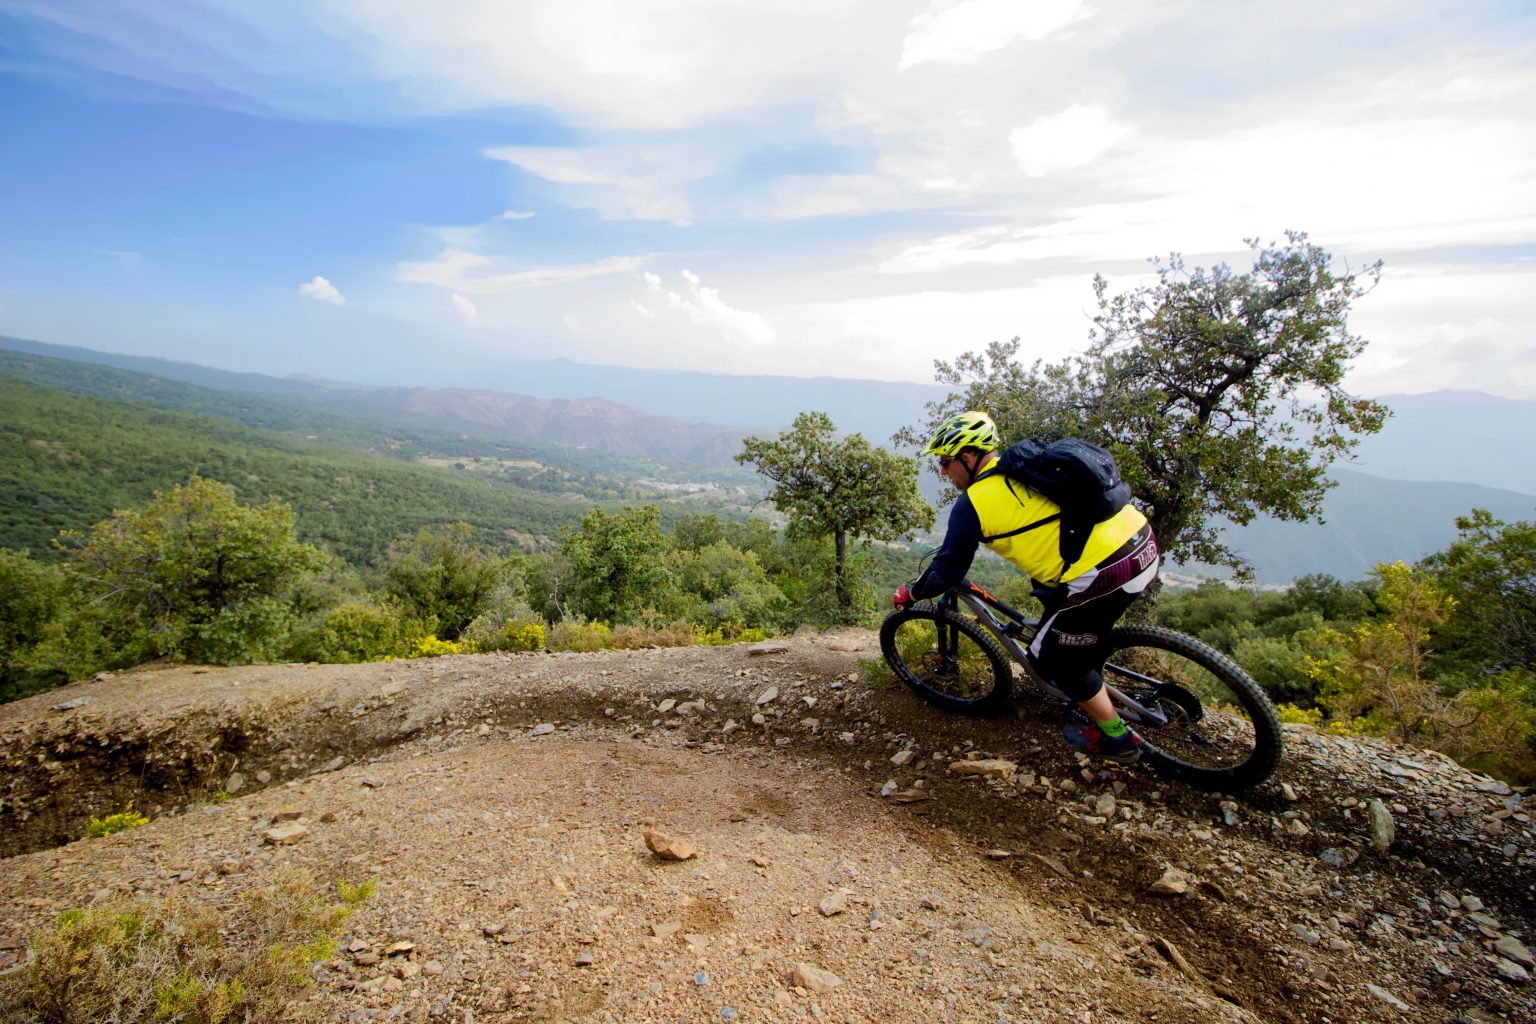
[
  {"x1": 0, "y1": 376, "x2": 638, "y2": 565},
  {"x1": 0, "y1": 348, "x2": 751, "y2": 484}
]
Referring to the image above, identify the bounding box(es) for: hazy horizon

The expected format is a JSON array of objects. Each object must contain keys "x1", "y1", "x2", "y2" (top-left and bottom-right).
[{"x1": 10, "y1": 331, "x2": 1536, "y2": 405}]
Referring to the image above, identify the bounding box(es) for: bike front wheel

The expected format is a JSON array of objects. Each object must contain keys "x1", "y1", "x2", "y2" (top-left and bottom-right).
[
  {"x1": 1103, "y1": 625, "x2": 1282, "y2": 792},
  {"x1": 879, "y1": 603, "x2": 1012, "y2": 714}
]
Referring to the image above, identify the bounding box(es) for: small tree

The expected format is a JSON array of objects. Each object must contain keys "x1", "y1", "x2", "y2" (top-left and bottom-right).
[
  {"x1": 737, "y1": 412, "x2": 933, "y2": 619},
  {"x1": 1308, "y1": 560, "x2": 1535, "y2": 780},
  {"x1": 1308, "y1": 561, "x2": 1455, "y2": 742},
  {"x1": 385, "y1": 523, "x2": 515, "y2": 640},
  {"x1": 671, "y1": 539, "x2": 788, "y2": 632},
  {"x1": 0, "y1": 549, "x2": 74, "y2": 700},
  {"x1": 558, "y1": 505, "x2": 673, "y2": 626},
  {"x1": 906, "y1": 233, "x2": 1388, "y2": 579},
  {"x1": 58, "y1": 475, "x2": 327, "y2": 664},
  {"x1": 1420, "y1": 509, "x2": 1536, "y2": 676}
]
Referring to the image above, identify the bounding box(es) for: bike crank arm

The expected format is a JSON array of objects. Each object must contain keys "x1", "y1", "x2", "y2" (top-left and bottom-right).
[{"x1": 1102, "y1": 684, "x2": 1173, "y2": 728}]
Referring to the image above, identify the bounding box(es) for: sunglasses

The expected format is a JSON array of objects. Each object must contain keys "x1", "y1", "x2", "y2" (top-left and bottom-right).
[{"x1": 938, "y1": 455, "x2": 958, "y2": 469}]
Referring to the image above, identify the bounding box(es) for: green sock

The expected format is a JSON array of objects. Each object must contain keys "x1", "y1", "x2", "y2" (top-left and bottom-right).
[{"x1": 1099, "y1": 716, "x2": 1129, "y2": 738}]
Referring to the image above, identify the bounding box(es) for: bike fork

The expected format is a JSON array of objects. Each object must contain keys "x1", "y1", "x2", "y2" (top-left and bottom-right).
[{"x1": 936, "y1": 620, "x2": 958, "y2": 667}]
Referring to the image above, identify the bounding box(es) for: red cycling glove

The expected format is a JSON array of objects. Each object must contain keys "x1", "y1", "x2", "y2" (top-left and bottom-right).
[{"x1": 892, "y1": 584, "x2": 914, "y2": 610}]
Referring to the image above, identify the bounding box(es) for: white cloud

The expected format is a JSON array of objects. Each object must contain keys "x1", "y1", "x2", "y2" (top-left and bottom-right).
[
  {"x1": 1348, "y1": 263, "x2": 1536, "y2": 396},
  {"x1": 452, "y1": 293, "x2": 478, "y2": 323},
  {"x1": 298, "y1": 275, "x2": 346, "y2": 305},
  {"x1": 642, "y1": 270, "x2": 774, "y2": 347},
  {"x1": 1009, "y1": 104, "x2": 1130, "y2": 177},
  {"x1": 329, "y1": 0, "x2": 903, "y2": 131},
  {"x1": 742, "y1": 173, "x2": 940, "y2": 221},
  {"x1": 879, "y1": 90, "x2": 1536, "y2": 275},
  {"x1": 397, "y1": 249, "x2": 645, "y2": 293},
  {"x1": 768, "y1": 276, "x2": 1099, "y2": 381},
  {"x1": 899, "y1": 0, "x2": 1086, "y2": 69},
  {"x1": 496, "y1": 209, "x2": 536, "y2": 220},
  {"x1": 485, "y1": 144, "x2": 704, "y2": 223}
]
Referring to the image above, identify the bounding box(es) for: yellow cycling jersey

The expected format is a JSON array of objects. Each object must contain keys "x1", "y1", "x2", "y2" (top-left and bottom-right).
[{"x1": 967, "y1": 470, "x2": 1148, "y2": 584}]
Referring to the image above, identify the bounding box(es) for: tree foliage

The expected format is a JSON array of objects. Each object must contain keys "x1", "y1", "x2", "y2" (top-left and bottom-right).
[
  {"x1": 907, "y1": 233, "x2": 1388, "y2": 578},
  {"x1": 738, "y1": 412, "x2": 932, "y2": 618},
  {"x1": 557, "y1": 505, "x2": 674, "y2": 626},
  {"x1": 1305, "y1": 560, "x2": 1536, "y2": 779},
  {"x1": 0, "y1": 549, "x2": 73, "y2": 700},
  {"x1": 384, "y1": 523, "x2": 517, "y2": 640},
  {"x1": 56, "y1": 475, "x2": 328, "y2": 664},
  {"x1": 283, "y1": 599, "x2": 426, "y2": 664},
  {"x1": 1308, "y1": 562, "x2": 1454, "y2": 740},
  {"x1": 1420, "y1": 509, "x2": 1536, "y2": 677},
  {"x1": 670, "y1": 540, "x2": 787, "y2": 632}
]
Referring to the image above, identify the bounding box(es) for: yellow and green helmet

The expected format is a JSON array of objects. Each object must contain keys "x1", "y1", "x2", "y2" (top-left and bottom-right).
[{"x1": 923, "y1": 410, "x2": 1000, "y2": 458}]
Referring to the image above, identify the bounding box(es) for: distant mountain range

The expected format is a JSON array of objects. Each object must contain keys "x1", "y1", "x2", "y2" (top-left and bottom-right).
[
  {"x1": 1349, "y1": 390, "x2": 1536, "y2": 495},
  {"x1": 480, "y1": 358, "x2": 948, "y2": 443},
  {"x1": 0, "y1": 336, "x2": 943, "y2": 446},
  {"x1": 1206, "y1": 467, "x2": 1535, "y2": 584},
  {"x1": 314, "y1": 386, "x2": 747, "y2": 465},
  {"x1": 0, "y1": 337, "x2": 748, "y2": 469},
  {"x1": 5, "y1": 333, "x2": 1534, "y2": 585}
]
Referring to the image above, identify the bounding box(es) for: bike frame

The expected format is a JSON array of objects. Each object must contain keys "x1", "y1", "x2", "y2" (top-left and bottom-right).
[{"x1": 935, "y1": 582, "x2": 1178, "y2": 729}]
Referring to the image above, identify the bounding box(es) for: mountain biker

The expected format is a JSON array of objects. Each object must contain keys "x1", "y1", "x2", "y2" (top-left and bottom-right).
[{"x1": 893, "y1": 411, "x2": 1160, "y2": 763}]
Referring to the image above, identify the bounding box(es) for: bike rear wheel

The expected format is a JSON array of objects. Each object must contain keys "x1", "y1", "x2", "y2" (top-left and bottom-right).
[
  {"x1": 1103, "y1": 625, "x2": 1282, "y2": 792},
  {"x1": 879, "y1": 603, "x2": 1012, "y2": 713}
]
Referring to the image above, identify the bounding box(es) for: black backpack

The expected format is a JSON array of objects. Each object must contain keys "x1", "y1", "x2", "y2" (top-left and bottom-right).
[{"x1": 976, "y1": 438, "x2": 1132, "y2": 567}]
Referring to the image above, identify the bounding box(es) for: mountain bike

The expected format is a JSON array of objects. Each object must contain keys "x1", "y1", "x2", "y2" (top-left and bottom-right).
[{"x1": 879, "y1": 581, "x2": 1283, "y2": 792}]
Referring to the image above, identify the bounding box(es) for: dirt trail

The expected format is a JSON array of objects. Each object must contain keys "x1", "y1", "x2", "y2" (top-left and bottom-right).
[{"x1": 1, "y1": 633, "x2": 1532, "y2": 1023}]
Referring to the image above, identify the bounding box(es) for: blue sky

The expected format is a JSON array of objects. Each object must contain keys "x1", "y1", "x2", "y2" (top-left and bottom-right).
[{"x1": 2, "y1": 0, "x2": 1534, "y2": 396}]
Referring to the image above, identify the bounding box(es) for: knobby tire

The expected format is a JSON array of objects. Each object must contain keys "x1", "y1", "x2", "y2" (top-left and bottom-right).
[
  {"x1": 1104, "y1": 625, "x2": 1283, "y2": 792},
  {"x1": 879, "y1": 603, "x2": 1012, "y2": 714}
]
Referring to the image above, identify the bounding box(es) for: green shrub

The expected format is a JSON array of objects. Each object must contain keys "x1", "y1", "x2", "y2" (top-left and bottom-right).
[
  {"x1": 56, "y1": 475, "x2": 327, "y2": 666},
  {"x1": 283, "y1": 600, "x2": 423, "y2": 664},
  {"x1": 548, "y1": 619, "x2": 611, "y2": 652},
  {"x1": 461, "y1": 601, "x2": 546, "y2": 652},
  {"x1": 85, "y1": 802, "x2": 149, "y2": 839},
  {"x1": 0, "y1": 869, "x2": 373, "y2": 1024},
  {"x1": 1232, "y1": 634, "x2": 1325, "y2": 705},
  {"x1": 0, "y1": 549, "x2": 75, "y2": 701},
  {"x1": 559, "y1": 506, "x2": 672, "y2": 625},
  {"x1": 384, "y1": 524, "x2": 517, "y2": 640}
]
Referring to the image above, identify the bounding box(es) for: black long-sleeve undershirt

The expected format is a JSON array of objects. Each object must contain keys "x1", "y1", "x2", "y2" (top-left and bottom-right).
[{"x1": 910, "y1": 493, "x2": 982, "y2": 599}]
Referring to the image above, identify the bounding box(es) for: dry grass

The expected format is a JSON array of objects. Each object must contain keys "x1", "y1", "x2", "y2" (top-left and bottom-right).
[
  {"x1": 0, "y1": 869, "x2": 373, "y2": 1024},
  {"x1": 609, "y1": 621, "x2": 697, "y2": 650}
]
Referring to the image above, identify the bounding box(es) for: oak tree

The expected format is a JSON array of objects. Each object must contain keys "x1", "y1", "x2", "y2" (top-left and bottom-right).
[
  {"x1": 738, "y1": 412, "x2": 932, "y2": 619},
  {"x1": 907, "y1": 233, "x2": 1388, "y2": 578},
  {"x1": 59, "y1": 474, "x2": 327, "y2": 663}
]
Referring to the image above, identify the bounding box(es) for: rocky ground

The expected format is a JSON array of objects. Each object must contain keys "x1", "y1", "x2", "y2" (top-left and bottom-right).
[{"x1": 0, "y1": 631, "x2": 1532, "y2": 1024}]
